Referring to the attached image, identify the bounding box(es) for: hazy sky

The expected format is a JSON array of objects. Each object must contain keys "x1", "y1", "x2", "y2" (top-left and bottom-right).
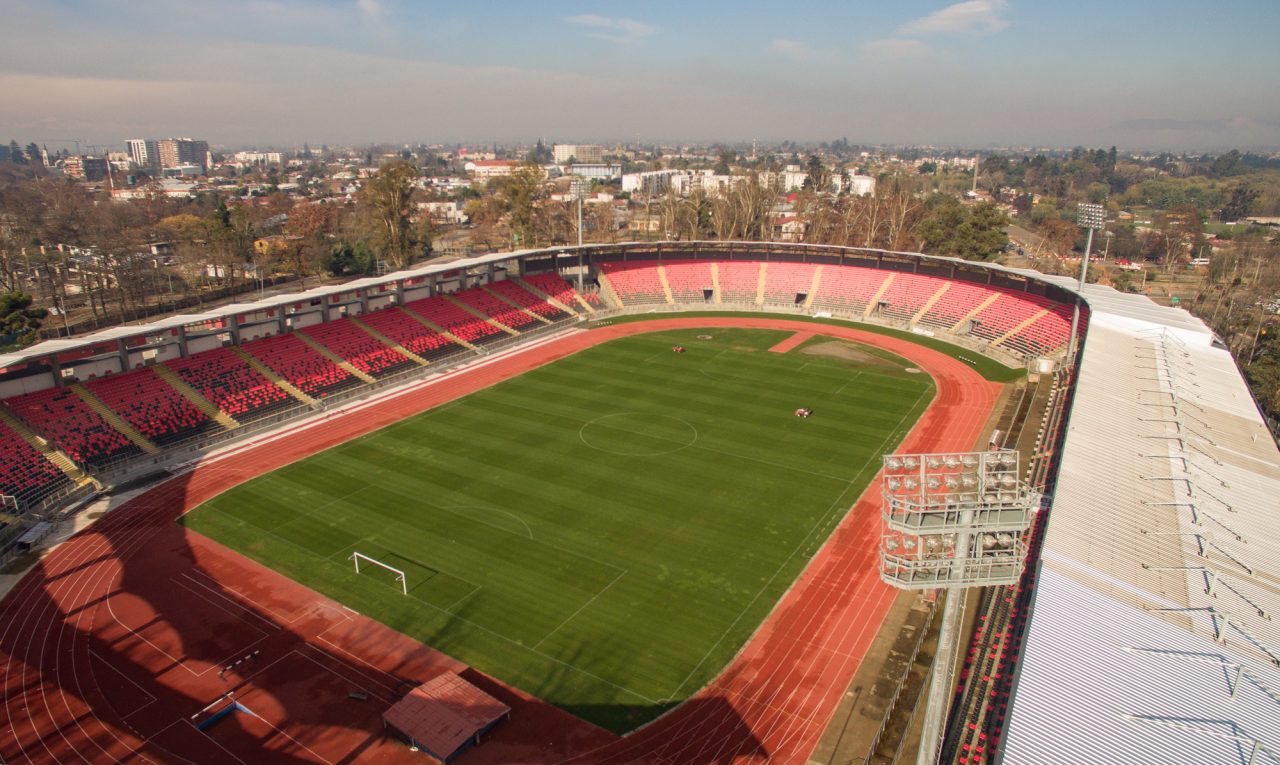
[{"x1": 2, "y1": 0, "x2": 1278, "y2": 152}]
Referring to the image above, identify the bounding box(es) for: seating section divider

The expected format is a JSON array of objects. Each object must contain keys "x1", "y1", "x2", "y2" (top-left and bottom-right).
[
  {"x1": 487, "y1": 279, "x2": 571, "y2": 320},
  {"x1": 85, "y1": 367, "x2": 217, "y2": 447},
  {"x1": 0, "y1": 420, "x2": 71, "y2": 506},
  {"x1": 454, "y1": 286, "x2": 540, "y2": 329},
  {"x1": 6, "y1": 387, "x2": 141, "y2": 468},
  {"x1": 358, "y1": 307, "x2": 469, "y2": 362},
  {"x1": 404, "y1": 294, "x2": 506, "y2": 345},
  {"x1": 165, "y1": 346, "x2": 295, "y2": 421},
  {"x1": 241, "y1": 332, "x2": 362, "y2": 398},
  {"x1": 302, "y1": 320, "x2": 418, "y2": 378}
]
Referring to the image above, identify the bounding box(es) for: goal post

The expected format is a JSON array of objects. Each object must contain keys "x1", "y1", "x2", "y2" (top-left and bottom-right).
[{"x1": 350, "y1": 551, "x2": 407, "y2": 595}]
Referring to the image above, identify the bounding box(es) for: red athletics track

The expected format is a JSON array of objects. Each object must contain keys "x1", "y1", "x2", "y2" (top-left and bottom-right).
[{"x1": 0, "y1": 317, "x2": 998, "y2": 765}]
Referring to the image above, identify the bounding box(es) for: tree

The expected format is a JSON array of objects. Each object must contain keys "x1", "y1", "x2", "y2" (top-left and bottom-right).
[
  {"x1": 804, "y1": 154, "x2": 831, "y2": 193},
  {"x1": 1219, "y1": 185, "x2": 1260, "y2": 222},
  {"x1": 358, "y1": 159, "x2": 422, "y2": 270},
  {"x1": 491, "y1": 163, "x2": 545, "y2": 246},
  {"x1": 915, "y1": 197, "x2": 1008, "y2": 261},
  {"x1": 0, "y1": 291, "x2": 47, "y2": 346}
]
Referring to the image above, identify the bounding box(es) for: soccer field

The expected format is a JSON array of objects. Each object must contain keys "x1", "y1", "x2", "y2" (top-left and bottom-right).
[{"x1": 181, "y1": 327, "x2": 934, "y2": 732}]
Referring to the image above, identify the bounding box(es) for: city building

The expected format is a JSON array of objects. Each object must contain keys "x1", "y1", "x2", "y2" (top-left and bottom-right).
[
  {"x1": 567, "y1": 163, "x2": 622, "y2": 180},
  {"x1": 125, "y1": 138, "x2": 159, "y2": 169},
  {"x1": 62, "y1": 155, "x2": 109, "y2": 181},
  {"x1": 232, "y1": 151, "x2": 284, "y2": 166},
  {"x1": 465, "y1": 160, "x2": 521, "y2": 181},
  {"x1": 553, "y1": 144, "x2": 605, "y2": 164},
  {"x1": 157, "y1": 138, "x2": 211, "y2": 171}
]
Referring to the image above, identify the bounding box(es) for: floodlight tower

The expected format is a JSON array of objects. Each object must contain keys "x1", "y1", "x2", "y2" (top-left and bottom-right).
[
  {"x1": 569, "y1": 177, "x2": 590, "y2": 291},
  {"x1": 878, "y1": 449, "x2": 1038, "y2": 765},
  {"x1": 1066, "y1": 202, "x2": 1106, "y2": 362}
]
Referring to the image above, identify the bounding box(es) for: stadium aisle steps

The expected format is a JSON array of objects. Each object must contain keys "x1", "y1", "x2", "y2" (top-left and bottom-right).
[
  {"x1": 756, "y1": 262, "x2": 767, "y2": 305},
  {"x1": 0, "y1": 406, "x2": 95, "y2": 488},
  {"x1": 292, "y1": 331, "x2": 378, "y2": 383},
  {"x1": 513, "y1": 276, "x2": 579, "y2": 315},
  {"x1": 443, "y1": 294, "x2": 520, "y2": 336},
  {"x1": 85, "y1": 369, "x2": 220, "y2": 449},
  {"x1": 710, "y1": 262, "x2": 723, "y2": 304},
  {"x1": 69, "y1": 384, "x2": 160, "y2": 455},
  {"x1": 229, "y1": 347, "x2": 318, "y2": 406},
  {"x1": 300, "y1": 319, "x2": 419, "y2": 380},
  {"x1": 951, "y1": 294, "x2": 1002, "y2": 333},
  {"x1": 357, "y1": 307, "x2": 470, "y2": 362},
  {"x1": 166, "y1": 346, "x2": 296, "y2": 421},
  {"x1": 519, "y1": 273, "x2": 598, "y2": 314},
  {"x1": 594, "y1": 270, "x2": 625, "y2": 308},
  {"x1": 5, "y1": 387, "x2": 142, "y2": 468},
  {"x1": 804, "y1": 265, "x2": 824, "y2": 309},
  {"x1": 151, "y1": 364, "x2": 241, "y2": 430},
  {"x1": 480, "y1": 284, "x2": 554, "y2": 325},
  {"x1": 656, "y1": 264, "x2": 676, "y2": 303},
  {"x1": 992, "y1": 309, "x2": 1050, "y2": 348},
  {"x1": 863, "y1": 273, "x2": 897, "y2": 317},
  {"x1": 911, "y1": 283, "x2": 951, "y2": 326},
  {"x1": 398, "y1": 305, "x2": 483, "y2": 352},
  {"x1": 350, "y1": 317, "x2": 429, "y2": 366}
]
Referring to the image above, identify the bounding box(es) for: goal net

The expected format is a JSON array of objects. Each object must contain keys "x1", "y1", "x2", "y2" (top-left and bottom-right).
[{"x1": 349, "y1": 551, "x2": 407, "y2": 595}]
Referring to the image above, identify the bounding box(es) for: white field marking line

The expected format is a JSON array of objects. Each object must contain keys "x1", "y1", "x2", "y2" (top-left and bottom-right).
[
  {"x1": 577, "y1": 412, "x2": 699, "y2": 457},
  {"x1": 88, "y1": 651, "x2": 157, "y2": 716},
  {"x1": 439, "y1": 505, "x2": 533, "y2": 541},
  {"x1": 292, "y1": 646, "x2": 399, "y2": 698},
  {"x1": 182, "y1": 570, "x2": 318, "y2": 626},
  {"x1": 104, "y1": 592, "x2": 196, "y2": 677},
  {"x1": 155, "y1": 719, "x2": 246, "y2": 765},
  {"x1": 309, "y1": 635, "x2": 406, "y2": 693},
  {"x1": 665, "y1": 386, "x2": 930, "y2": 701},
  {"x1": 533, "y1": 569, "x2": 628, "y2": 650},
  {"x1": 199, "y1": 632, "x2": 273, "y2": 680},
  {"x1": 181, "y1": 328, "x2": 582, "y2": 468},
  {"x1": 222, "y1": 696, "x2": 335, "y2": 765},
  {"x1": 326, "y1": 535, "x2": 376, "y2": 561},
  {"x1": 834, "y1": 370, "x2": 863, "y2": 396},
  {"x1": 171, "y1": 575, "x2": 281, "y2": 632},
  {"x1": 440, "y1": 583, "x2": 483, "y2": 612}
]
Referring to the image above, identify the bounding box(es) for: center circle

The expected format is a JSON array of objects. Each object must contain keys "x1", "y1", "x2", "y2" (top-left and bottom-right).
[{"x1": 579, "y1": 412, "x2": 699, "y2": 457}]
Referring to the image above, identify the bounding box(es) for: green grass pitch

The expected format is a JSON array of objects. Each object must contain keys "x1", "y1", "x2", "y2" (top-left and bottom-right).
[{"x1": 181, "y1": 327, "x2": 935, "y2": 732}]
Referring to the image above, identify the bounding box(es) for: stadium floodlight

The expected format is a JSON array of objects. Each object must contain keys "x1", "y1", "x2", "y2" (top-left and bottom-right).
[
  {"x1": 1067, "y1": 202, "x2": 1107, "y2": 362},
  {"x1": 879, "y1": 450, "x2": 1038, "y2": 765}
]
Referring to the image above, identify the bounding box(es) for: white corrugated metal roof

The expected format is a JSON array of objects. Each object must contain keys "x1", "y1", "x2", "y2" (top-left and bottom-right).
[{"x1": 1000, "y1": 292, "x2": 1280, "y2": 764}]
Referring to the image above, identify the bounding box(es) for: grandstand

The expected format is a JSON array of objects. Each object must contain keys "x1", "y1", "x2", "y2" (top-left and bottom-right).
[{"x1": 0, "y1": 241, "x2": 1275, "y2": 764}]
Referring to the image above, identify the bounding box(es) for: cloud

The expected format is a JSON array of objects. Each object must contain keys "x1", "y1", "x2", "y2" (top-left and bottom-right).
[
  {"x1": 768, "y1": 39, "x2": 817, "y2": 61},
  {"x1": 564, "y1": 14, "x2": 656, "y2": 45},
  {"x1": 899, "y1": 0, "x2": 1009, "y2": 35},
  {"x1": 864, "y1": 38, "x2": 929, "y2": 61},
  {"x1": 356, "y1": 0, "x2": 383, "y2": 19}
]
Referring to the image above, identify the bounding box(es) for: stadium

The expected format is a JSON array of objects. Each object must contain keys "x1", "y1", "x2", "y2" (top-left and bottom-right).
[{"x1": 0, "y1": 241, "x2": 1275, "y2": 764}]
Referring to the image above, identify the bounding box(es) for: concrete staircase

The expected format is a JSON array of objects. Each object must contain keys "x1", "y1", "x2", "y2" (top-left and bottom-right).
[
  {"x1": 655, "y1": 265, "x2": 676, "y2": 304},
  {"x1": 514, "y1": 277, "x2": 579, "y2": 315},
  {"x1": 803, "y1": 266, "x2": 824, "y2": 310},
  {"x1": 153, "y1": 364, "x2": 240, "y2": 430},
  {"x1": 910, "y1": 283, "x2": 951, "y2": 327},
  {"x1": 444, "y1": 295, "x2": 519, "y2": 336},
  {"x1": 596, "y1": 273, "x2": 624, "y2": 309},
  {"x1": 399, "y1": 309, "x2": 482, "y2": 352},
  {"x1": 991, "y1": 309, "x2": 1049, "y2": 348},
  {"x1": 70, "y1": 384, "x2": 160, "y2": 455},
  {"x1": 350, "y1": 318, "x2": 429, "y2": 366},
  {"x1": 0, "y1": 406, "x2": 98, "y2": 488},
  {"x1": 864, "y1": 274, "x2": 896, "y2": 318},
  {"x1": 230, "y1": 347, "x2": 318, "y2": 406},
  {"x1": 482, "y1": 285, "x2": 553, "y2": 325},
  {"x1": 293, "y1": 332, "x2": 377, "y2": 384},
  {"x1": 950, "y1": 294, "x2": 1001, "y2": 334},
  {"x1": 710, "y1": 263, "x2": 723, "y2": 304},
  {"x1": 755, "y1": 262, "x2": 767, "y2": 306}
]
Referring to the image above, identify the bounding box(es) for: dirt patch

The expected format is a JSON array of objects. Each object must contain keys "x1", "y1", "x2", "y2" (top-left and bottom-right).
[{"x1": 800, "y1": 340, "x2": 905, "y2": 371}]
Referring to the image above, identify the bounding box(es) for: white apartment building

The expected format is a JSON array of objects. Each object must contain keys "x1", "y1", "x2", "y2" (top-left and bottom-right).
[{"x1": 553, "y1": 144, "x2": 605, "y2": 164}]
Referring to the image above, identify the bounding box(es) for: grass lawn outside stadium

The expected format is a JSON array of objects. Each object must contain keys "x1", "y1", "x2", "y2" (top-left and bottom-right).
[{"x1": 181, "y1": 327, "x2": 935, "y2": 733}]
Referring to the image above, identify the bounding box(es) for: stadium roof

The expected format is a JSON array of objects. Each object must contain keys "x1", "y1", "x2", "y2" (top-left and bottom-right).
[
  {"x1": 999, "y1": 290, "x2": 1280, "y2": 764},
  {"x1": 382, "y1": 673, "x2": 509, "y2": 761}
]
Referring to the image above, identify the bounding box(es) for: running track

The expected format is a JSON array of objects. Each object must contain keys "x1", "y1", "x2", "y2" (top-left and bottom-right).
[{"x1": 0, "y1": 318, "x2": 998, "y2": 765}]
